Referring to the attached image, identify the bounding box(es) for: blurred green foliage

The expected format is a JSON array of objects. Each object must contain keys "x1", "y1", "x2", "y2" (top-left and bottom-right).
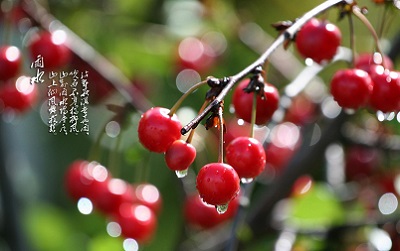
[{"x1": 1, "y1": 0, "x2": 399, "y2": 250}]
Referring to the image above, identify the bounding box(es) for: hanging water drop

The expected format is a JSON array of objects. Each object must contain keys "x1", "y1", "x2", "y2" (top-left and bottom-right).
[
  {"x1": 241, "y1": 177, "x2": 254, "y2": 184},
  {"x1": 175, "y1": 169, "x2": 188, "y2": 178},
  {"x1": 216, "y1": 203, "x2": 229, "y2": 214}
]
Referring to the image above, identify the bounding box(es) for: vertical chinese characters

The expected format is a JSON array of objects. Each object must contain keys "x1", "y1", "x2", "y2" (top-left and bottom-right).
[{"x1": 30, "y1": 55, "x2": 90, "y2": 135}]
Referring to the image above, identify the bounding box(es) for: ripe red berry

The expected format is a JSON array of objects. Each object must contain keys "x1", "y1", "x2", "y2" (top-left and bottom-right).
[
  {"x1": 196, "y1": 162, "x2": 240, "y2": 206},
  {"x1": 64, "y1": 160, "x2": 110, "y2": 201},
  {"x1": 345, "y1": 146, "x2": 380, "y2": 181},
  {"x1": 0, "y1": 45, "x2": 22, "y2": 81},
  {"x1": 138, "y1": 107, "x2": 182, "y2": 153},
  {"x1": 295, "y1": 18, "x2": 341, "y2": 64},
  {"x1": 264, "y1": 122, "x2": 301, "y2": 174},
  {"x1": 225, "y1": 137, "x2": 266, "y2": 180},
  {"x1": 164, "y1": 139, "x2": 196, "y2": 172},
  {"x1": 176, "y1": 37, "x2": 217, "y2": 74},
  {"x1": 116, "y1": 203, "x2": 157, "y2": 243},
  {"x1": 28, "y1": 30, "x2": 71, "y2": 70},
  {"x1": 330, "y1": 68, "x2": 373, "y2": 109},
  {"x1": 355, "y1": 52, "x2": 393, "y2": 74},
  {"x1": 284, "y1": 94, "x2": 316, "y2": 125},
  {"x1": 0, "y1": 76, "x2": 37, "y2": 113},
  {"x1": 92, "y1": 178, "x2": 136, "y2": 215},
  {"x1": 132, "y1": 183, "x2": 162, "y2": 215},
  {"x1": 232, "y1": 79, "x2": 279, "y2": 125},
  {"x1": 183, "y1": 193, "x2": 239, "y2": 229},
  {"x1": 369, "y1": 66, "x2": 400, "y2": 112}
]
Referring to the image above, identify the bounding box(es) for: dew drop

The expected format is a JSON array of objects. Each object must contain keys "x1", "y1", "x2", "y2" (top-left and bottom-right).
[
  {"x1": 175, "y1": 169, "x2": 188, "y2": 178},
  {"x1": 216, "y1": 203, "x2": 229, "y2": 214},
  {"x1": 241, "y1": 177, "x2": 254, "y2": 184}
]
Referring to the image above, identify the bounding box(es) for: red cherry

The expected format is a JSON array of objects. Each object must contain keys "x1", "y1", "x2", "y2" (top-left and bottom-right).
[
  {"x1": 232, "y1": 79, "x2": 279, "y2": 125},
  {"x1": 225, "y1": 137, "x2": 266, "y2": 179},
  {"x1": 116, "y1": 203, "x2": 157, "y2": 243},
  {"x1": 264, "y1": 122, "x2": 301, "y2": 173},
  {"x1": 295, "y1": 18, "x2": 341, "y2": 64},
  {"x1": 355, "y1": 52, "x2": 394, "y2": 74},
  {"x1": 369, "y1": 66, "x2": 400, "y2": 112},
  {"x1": 64, "y1": 160, "x2": 110, "y2": 201},
  {"x1": 0, "y1": 46, "x2": 22, "y2": 81},
  {"x1": 345, "y1": 146, "x2": 380, "y2": 181},
  {"x1": 284, "y1": 94, "x2": 316, "y2": 125},
  {"x1": 176, "y1": 37, "x2": 217, "y2": 74},
  {"x1": 0, "y1": 76, "x2": 37, "y2": 113},
  {"x1": 290, "y1": 175, "x2": 314, "y2": 197},
  {"x1": 224, "y1": 117, "x2": 252, "y2": 147},
  {"x1": 138, "y1": 107, "x2": 182, "y2": 153},
  {"x1": 132, "y1": 183, "x2": 162, "y2": 215},
  {"x1": 196, "y1": 162, "x2": 240, "y2": 206},
  {"x1": 28, "y1": 30, "x2": 71, "y2": 70},
  {"x1": 92, "y1": 178, "x2": 136, "y2": 215},
  {"x1": 330, "y1": 68, "x2": 373, "y2": 109},
  {"x1": 164, "y1": 139, "x2": 196, "y2": 172},
  {"x1": 184, "y1": 193, "x2": 239, "y2": 229}
]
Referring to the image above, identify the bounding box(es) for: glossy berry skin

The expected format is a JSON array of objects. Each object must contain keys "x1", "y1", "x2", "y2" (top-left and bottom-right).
[
  {"x1": 116, "y1": 203, "x2": 157, "y2": 243},
  {"x1": 132, "y1": 183, "x2": 162, "y2": 215},
  {"x1": 330, "y1": 69, "x2": 373, "y2": 109},
  {"x1": 138, "y1": 107, "x2": 182, "y2": 153},
  {"x1": 0, "y1": 77, "x2": 38, "y2": 113},
  {"x1": 225, "y1": 137, "x2": 266, "y2": 179},
  {"x1": 28, "y1": 31, "x2": 71, "y2": 70},
  {"x1": 0, "y1": 46, "x2": 22, "y2": 81},
  {"x1": 165, "y1": 140, "x2": 196, "y2": 171},
  {"x1": 176, "y1": 37, "x2": 216, "y2": 74},
  {"x1": 184, "y1": 193, "x2": 239, "y2": 229},
  {"x1": 232, "y1": 79, "x2": 279, "y2": 125},
  {"x1": 369, "y1": 66, "x2": 400, "y2": 112},
  {"x1": 196, "y1": 162, "x2": 240, "y2": 206},
  {"x1": 295, "y1": 18, "x2": 341, "y2": 64},
  {"x1": 355, "y1": 53, "x2": 393, "y2": 74},
  {"x1": 64, "y1": 160, "x2": 110, "y2": 201},
  {"x1": 92, "y1": 178, "x2": 136, "y2": 215}
]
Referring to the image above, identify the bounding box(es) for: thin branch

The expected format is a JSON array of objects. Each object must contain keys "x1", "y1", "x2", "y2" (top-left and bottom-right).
[{"x1": 181, "y1": 0, "x2": 348, "y2": 135}]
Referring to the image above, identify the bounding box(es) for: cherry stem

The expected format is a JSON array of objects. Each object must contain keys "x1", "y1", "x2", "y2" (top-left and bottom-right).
[
  {"x1": 181, "y1": 0, "x2": 348, "y2": 135},
  {"x1": 186, "y1": 100, "x2": 209, "y2": 143},
  {"x1": 250, "y1": 92, "x2": 257, "y2": 138},
  {"x1": 88, "y1": 122, "x2": 107, "y2": 161},
  {"x1": 348, "y1": 11, "x2": 356, "y2": 67},
  {"x1": 217, "y1": 105, "x2": 224, "y2": 163},
  {"x1": 352, "y1": 5, "x2": 387, "y2": 67},
  {"x1": 169, "y1": 79, "x2": 208, "y2": 116},
  {"x1": 108, "y1": 130, "x2": 123, "y2": 177}
]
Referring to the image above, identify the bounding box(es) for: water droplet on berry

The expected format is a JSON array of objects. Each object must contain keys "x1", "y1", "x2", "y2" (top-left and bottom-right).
[
  {"x1": 241, "y1": 177, "x2": 254, "y2": 184},
  {"x1": 175, "y1": 169, "x2": 188, "y2": 178},
  {"x1": 216, "y1": 203, "x2": 229, "y2": 214}
]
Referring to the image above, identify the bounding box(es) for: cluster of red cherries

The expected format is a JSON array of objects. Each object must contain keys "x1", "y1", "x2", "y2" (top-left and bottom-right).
[
  {"x1": 0, "y1": 25, "x2": 71, "y2": 113},
  {"x1": 137, "y1": 71, "x2": 280, "y2": 213},
  {"x1": 137, "y1": 14, "x2": 399, "y2": 218},
  {"x1": 295, "y1": 17, "x2": 399, "y2": 112},
  {"x1": 64, "y1": 160, "x2": 162, "y2": 243}
]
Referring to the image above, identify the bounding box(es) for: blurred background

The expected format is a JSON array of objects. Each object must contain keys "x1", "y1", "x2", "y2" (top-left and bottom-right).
[{"x1": 0, "y1": 0, "x2": 400, "y2": 250}]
